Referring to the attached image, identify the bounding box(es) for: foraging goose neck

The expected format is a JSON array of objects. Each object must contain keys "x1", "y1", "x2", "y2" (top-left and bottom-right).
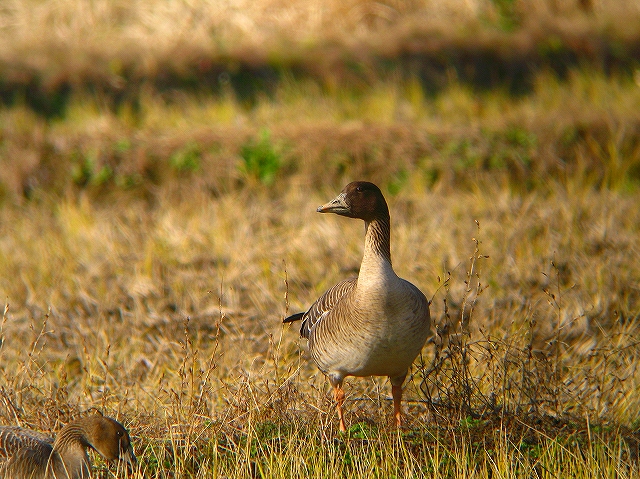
[
  {"x1": 363, "y1": 215, "x2": 391, "y2": 265},
  {"x1": 51, "y1": 424, "x2": 91, "y2": 478},
  {"x1": 52, "y1": 423, "x2": 90, "y2": 452}
]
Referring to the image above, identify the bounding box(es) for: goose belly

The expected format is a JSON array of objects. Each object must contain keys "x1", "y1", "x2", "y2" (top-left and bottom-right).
[{"x1": 310, "y1": 309, "x2": 430, "y2": 379}]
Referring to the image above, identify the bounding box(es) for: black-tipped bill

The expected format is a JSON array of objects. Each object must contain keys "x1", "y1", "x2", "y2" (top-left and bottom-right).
[
  {"x1": 122, "y1": 445, "x2": 137, "y2": 469},
  {"x1": 317, "y1": 192, "x2": 349, "y2": 214}
]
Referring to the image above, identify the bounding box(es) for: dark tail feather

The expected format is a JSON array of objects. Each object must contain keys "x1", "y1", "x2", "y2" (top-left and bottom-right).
[{"x1": 283, "y1": 312, "x2": 304, "y2": 324}]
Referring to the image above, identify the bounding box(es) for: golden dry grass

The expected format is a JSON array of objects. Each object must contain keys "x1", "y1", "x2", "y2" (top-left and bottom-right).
[
  {"x1": 0, "y1": 178, "x2": 639, "y2": 476},
  {"x1": 1, "y1": 0, "x2": 640, "y2": 92}
]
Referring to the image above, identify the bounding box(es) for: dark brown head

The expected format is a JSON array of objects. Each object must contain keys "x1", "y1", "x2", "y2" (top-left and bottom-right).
[
  {"x1": 317, "y1": 181, "x2": 389, "y2": 222},
  {"x1": 83, "y1": 416, "x2": 137, "y2": 468}
]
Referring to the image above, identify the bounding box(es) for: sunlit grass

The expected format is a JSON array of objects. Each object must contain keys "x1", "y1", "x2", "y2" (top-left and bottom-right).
[
  {"x1": 1, "y1": 0, "x2": 639, "y2": 89},
  {"x1": 54, "y1": 68, "x2": 640, "y2": 134},
  {"x1": 1, "y1": 3, "x2": 640, "y2": 474}
]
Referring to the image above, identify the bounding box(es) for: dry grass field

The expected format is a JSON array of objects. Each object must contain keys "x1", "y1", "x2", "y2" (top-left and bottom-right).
[{"x1": 1, "y1": 1, "x2": 640, "y2": 478}]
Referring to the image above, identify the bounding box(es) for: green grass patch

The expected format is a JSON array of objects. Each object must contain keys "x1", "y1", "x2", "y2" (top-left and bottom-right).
[{"x1": 240, "y1": 129, "x2": 282, "y2": 185}]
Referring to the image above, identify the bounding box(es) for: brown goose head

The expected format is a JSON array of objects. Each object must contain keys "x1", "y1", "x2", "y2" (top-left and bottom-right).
[
  {"x1": 317, "y1": 181, "x2": 389, "y2": 222},
  {"x1": 83, "y1": 416, "x2": 137, "y2": 468}
]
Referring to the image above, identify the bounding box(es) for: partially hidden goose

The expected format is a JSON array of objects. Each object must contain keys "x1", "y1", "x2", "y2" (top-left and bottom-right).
[
  {"x1": 0, "y1": 415, "x2": 136, "y2": 479},
  {"x1": 284, "y1": 181, "x2": 431, "y2": 432}
]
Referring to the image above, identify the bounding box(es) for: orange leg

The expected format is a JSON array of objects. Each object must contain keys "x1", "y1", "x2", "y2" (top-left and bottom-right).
[
  {"x1": 334, "y1": 384, "x2": 347, "y2": 432},
  {"x1": 392, "y1": 384, "x2": 403, "y2": 428}
]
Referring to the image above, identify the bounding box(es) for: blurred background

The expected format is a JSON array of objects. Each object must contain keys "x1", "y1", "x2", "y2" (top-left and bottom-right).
[
  {"x1": 1, "y1": 0, "x2": 639, "y2": 198},
  {"x1": 0, "y1": 1, "x2": 640, "y2": 476}
]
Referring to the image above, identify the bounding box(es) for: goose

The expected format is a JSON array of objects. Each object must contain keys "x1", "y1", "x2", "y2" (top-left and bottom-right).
[
  {"x1": 284, "y1": 181, "x2": 431, "y2": 432},
  {"x1": 0, "y1": 415, "x2": 136, "y2": 479}
]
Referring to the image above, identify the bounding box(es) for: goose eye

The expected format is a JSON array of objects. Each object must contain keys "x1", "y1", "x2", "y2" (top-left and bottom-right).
[{"x1": 356, "y1": 186, "x2": 363, "y2": 192}]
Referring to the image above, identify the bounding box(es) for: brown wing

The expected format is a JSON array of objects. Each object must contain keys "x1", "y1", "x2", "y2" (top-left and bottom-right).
[
  {"x1": 0, "y1": 427, "x2": 53, "y2": 462},
  {"x1": 0, "y1": 427, "x2": 53, "y2": 478},
  {"x1": 284, "y1": 278, "x2": 357, "y2": 339}
]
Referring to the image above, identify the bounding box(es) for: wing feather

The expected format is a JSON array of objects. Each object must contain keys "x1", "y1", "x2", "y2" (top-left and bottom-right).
[
  {"x1": 0, "y1": 426, "x2": 53, "y2": 478},
  {"x1": 0, "y1": 427, "x2": 52, "y2": 462},
  {"x1": 285, "y1": 278, "x2": 357, "y2": 339}
]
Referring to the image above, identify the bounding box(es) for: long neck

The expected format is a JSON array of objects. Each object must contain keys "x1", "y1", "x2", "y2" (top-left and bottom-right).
[
  {"x1": 363, "y1": 215, "x2": 391, "y2": 263},
  {"x1": 359, "y1": 215, "x2": 392, "y2": 280},
  {"x1": 51, "y1": 424, "x2": 91, "y2": 479}
]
